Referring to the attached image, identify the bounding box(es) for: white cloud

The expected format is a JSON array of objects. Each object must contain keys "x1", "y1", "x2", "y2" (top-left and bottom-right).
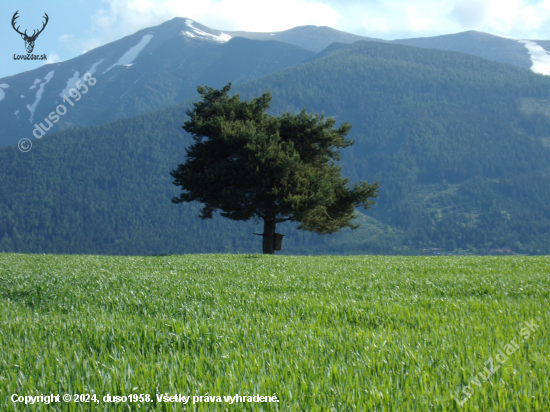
[
  {"x1": 406, "y1": 5, "x2": 435, "y2": 32},
  {"x1": 359, "y1": 14, "x2": 390, "y2": 33},
  {"x1": 450, "y1": 0, "x2": 490, "y2": 27},
  {"x1": 60, "y1": 33, "x2": 102, "y2": 56},
  {"x1": 46, "y1": 53, "x2": 61, "y2": 64},
  {"x1": 165, "y1": 0, "x2": 340, "y2": 32},
  {"x1": 352, "y1": 0, "x2": 550, "y2": 40},
  {"x1": 473, "y1": 0, "x2": 550, "y2": 39},
  {"x1": 80, "y1": 0, "x2": 339, "y2": 47},
  {"x1": 358, "y1": 1, "x2": 460, "y2": 38},
  {"x1": 56, "y1": 0, "x2": 550, "y2": 54},
  {"x1": 59, "y1": 34, "x2": 75, "y2": 50}
]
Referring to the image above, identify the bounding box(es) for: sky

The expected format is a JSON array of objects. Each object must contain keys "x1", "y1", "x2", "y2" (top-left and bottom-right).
[{"x1": 1, "y1": 0, "x2": 550, "y2": 79}]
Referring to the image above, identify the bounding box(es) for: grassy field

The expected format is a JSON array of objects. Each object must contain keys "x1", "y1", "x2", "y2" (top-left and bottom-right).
[{"x1": 0, "y1": 253, "x2": 548, "y2": 411}]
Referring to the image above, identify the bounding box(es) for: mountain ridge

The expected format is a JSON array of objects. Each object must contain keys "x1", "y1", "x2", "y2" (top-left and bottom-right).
[
  {"x1": 1, "y1": 39, "x2": 550, "y2": 255},
  {"x1": 392, "y1": 30, "x2": 540, "y2": 71},
  {"x1": 2, "y1": 18, "x2": 550, "y2": 150},
  {"x1": 0, "y1": 19, "x2": 316, "y2": 148}
]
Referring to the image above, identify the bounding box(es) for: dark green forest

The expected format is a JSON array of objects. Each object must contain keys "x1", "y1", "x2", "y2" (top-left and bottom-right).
[{"x1": 1, "y1": 41, "x2": 550, "y2": 255}]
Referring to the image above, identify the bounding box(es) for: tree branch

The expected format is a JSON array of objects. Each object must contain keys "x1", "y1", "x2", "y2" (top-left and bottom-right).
[
  {"x1": 275, "y1": 216, "x2": 293, "y2": 223},
  {"x1": 324, "y1": 208, "x2": 334, "y2": 220}
]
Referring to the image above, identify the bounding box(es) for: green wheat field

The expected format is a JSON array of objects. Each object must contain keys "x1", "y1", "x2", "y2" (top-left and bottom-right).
[{"x1": 0, "y1": 253, "x2": 548, "y2": 411}]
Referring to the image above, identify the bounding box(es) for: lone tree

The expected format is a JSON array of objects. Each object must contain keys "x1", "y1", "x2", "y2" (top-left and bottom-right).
[{"x1": 170, "y1": 83, "x2": 379, "y2": 254}]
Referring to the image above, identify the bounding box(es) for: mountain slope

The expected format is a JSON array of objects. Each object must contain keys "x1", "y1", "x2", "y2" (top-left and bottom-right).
[
  {"x1": 0, "y1": 101, "x2": 390, "y2": 256},
  {"x1": 3, "y1": 17, "x2": 550, "y2": 152},
  {"x1": 233, "y1": 41, "x2": 550, "y2": 252},
  {"x1": 225, "y1": 25, "x2": 382, "y2": 52},
  {"x1": 0, "y1": 18, "x2": 314, "y2": 149},
  {"x1": 392, "y1": 31, "x2": 533, "y2": 69},
  {"x1": 391, "y1": 31, "x2": 550, "y2": 76},
  {"x1": 1, "y1": 41, "x2": 550, "y2": 255}
]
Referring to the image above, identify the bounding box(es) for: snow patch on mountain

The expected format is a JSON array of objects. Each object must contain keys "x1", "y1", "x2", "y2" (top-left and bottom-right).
[
  {"x1": 60, "y1": 71, "x2": 80, "y2": 98},
  {"x1": 489, "y1": 33, "x2": 550, "y2": 76},
  {"x1": 27, "y1": 71, "x2": 54, "y2": 123},
  {"x1": 0, "y1": 84, "x2": 9, "y2": 103},
  {"x1": 102, "y1": 34, "x2": 153, "y2": 74},
  {"x1": 60, "y1": 59, "x2": 105, "y2": 98},
  {"x1": 184, "y1": 19, "x2": 231, "y2": 43},
  {"x1": 29, "y1": 78, "x2": 41, "y2": 90},
  {"x1": 518, "y1": 40, "x2": 550, "y2": 76},
  {"x1": 87, "y1": 59, "x2": 104, "y2": 75}
]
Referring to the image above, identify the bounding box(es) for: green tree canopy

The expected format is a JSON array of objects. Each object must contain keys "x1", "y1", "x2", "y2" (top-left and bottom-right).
[{"x1": 171, "y1": 83, "x2": 379, "y2": 253}]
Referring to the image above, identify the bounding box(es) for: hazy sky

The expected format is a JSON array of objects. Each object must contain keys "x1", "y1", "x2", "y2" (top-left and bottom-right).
[{"x1": 1, "y1": 0, "x2": 550, "y2": 78}]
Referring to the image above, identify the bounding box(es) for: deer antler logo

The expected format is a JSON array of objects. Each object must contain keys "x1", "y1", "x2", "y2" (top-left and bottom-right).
[{"x1": 12, "y1": 11, "x2": 49, "y2": 54}]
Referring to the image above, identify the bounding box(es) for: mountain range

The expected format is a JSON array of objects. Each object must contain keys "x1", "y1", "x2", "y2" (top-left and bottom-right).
[
  {"x1": 1, "y1": 18, "x2": 550, "y2": 255},
  {"x1": 1, "y1": 18, "x2": 550, "y2": 148}
]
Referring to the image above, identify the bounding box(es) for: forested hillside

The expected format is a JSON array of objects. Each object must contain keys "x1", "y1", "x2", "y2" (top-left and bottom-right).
[
  {"x1": 1, "y1": 41, "x2": 550, "y2": 255},
  {"x1": 0, "y1": 106, "x2": 390, "y2": 255},
  {"x1": 235, "y1": 41, "x2": 550, "y2": 253}
]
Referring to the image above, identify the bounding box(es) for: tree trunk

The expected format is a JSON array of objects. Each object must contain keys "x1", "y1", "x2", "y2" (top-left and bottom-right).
[{"x1": 262, "y1": 219, "x2": 276, "y2": 254}]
